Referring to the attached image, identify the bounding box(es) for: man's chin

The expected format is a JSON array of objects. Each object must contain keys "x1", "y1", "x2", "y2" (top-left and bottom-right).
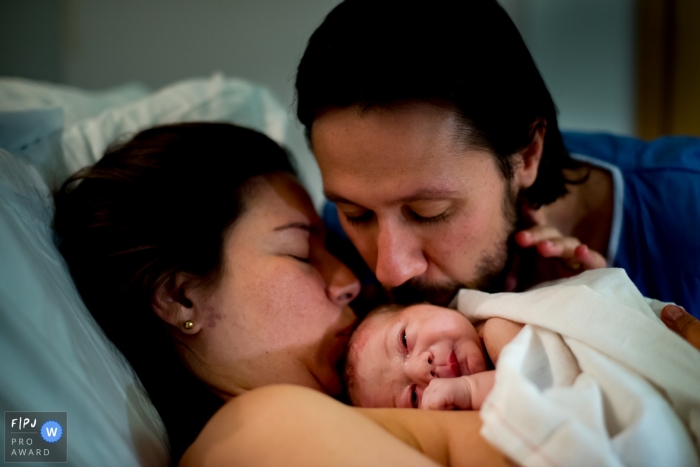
[
  {"x1": 387, "y1": 264, "x2": 514, "y2": 306},
  {"x1": 387, "y1": 280, "x2": 463, "y2": 307}
]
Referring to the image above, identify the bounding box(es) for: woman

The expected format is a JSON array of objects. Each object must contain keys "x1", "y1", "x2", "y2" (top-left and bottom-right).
[{"x1": 53, "y1": 122, "x2": 362, "y2": 459}]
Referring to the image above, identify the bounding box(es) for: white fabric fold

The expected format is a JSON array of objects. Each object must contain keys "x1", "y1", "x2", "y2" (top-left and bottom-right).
[{"x1": 457, "y1": 269, "x2": 700, "y2": 467}]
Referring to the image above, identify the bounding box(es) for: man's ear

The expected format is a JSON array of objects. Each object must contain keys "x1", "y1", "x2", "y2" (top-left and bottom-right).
[
  {"x1": 512, "y1": 119, "x2": 546, "y2": 190},
  {"x1": 152, "y1": 272, "x2": 202, "y2": 335}
]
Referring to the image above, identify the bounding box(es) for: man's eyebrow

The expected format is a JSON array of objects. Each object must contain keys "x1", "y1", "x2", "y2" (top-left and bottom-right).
[
  {"x1": 324, "y1": 192, "x2": 356, "y2": 205},
  {"x1": 273, "y1": 222, "x2": 312, "y2": 232},
  {"x1": 325, "y1": 188, "x2": 459, "y2": 205}
]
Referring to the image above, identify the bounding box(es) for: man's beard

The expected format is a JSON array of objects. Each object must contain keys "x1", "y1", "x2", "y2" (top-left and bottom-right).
[{"x1": 388, "y1": 184, "x2": 521, "y2": 307}]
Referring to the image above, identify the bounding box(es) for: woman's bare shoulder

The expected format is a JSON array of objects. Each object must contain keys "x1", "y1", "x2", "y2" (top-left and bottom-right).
[{"x1": 179, "y1": 385, "x2": 440, "y2": 467}]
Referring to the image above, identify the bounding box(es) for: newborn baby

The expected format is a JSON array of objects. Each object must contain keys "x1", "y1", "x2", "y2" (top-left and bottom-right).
[
  {"x1": 345, "y1": 269, "x2": 700, "y2": 466},
  {"x1": 345, "y1": 304, "x2": 522, "y2": 410}
]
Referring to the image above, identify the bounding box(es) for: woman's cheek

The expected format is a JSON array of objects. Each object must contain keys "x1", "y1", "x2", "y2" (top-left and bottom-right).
[{"x1": 268, "y1": 264, "x2": 332, "y2": 325}]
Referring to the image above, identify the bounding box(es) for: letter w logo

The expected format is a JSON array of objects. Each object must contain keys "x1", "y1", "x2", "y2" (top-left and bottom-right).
[{"x1": 46, "y1": 427, "x2": 58, "y2": 437}]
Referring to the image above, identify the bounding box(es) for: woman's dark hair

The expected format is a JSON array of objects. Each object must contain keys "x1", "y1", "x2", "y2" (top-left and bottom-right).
[
  {"x1": 53, "y1": 122, "x2": 295, "y2": 463},
  {"x1": 296, "y1": 0, "x2": 584, "y2": 207}
]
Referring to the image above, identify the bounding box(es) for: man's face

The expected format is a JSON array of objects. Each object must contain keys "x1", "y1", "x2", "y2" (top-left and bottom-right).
[{"x1": 312, "y1": 101, "x2": 526, "y2": 305}]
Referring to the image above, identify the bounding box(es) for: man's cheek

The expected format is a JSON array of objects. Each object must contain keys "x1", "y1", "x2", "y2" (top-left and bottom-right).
[{"x1": 427, "y1": 231, "x2": 469, "y2": 263}]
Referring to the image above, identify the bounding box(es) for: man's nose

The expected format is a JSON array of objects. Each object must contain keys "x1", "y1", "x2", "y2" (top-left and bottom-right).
[
  {"x1": 374, "y1": 222, "x2": 427, "y2": 287},
  {"x1": 405, "y1": 352, "x2": 435, "y2": 386}
]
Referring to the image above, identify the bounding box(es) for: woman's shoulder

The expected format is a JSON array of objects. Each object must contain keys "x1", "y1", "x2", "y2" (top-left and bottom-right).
[
  {"x1": 180, "y1": 385, "x2": 318, "y2": 467},
  {"x1": 179, "y1": 385, "x2": 442, "y2": 467}
]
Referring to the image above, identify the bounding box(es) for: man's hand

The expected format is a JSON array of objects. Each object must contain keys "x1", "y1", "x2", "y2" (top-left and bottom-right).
[
  {"x1": 507, "y1": 225, "x2": 607, "y2": 291},
  {"x1": 420, "y1": 377, "x2": 473, "y2": 411},
  {"x1": 661, "y1": 305, "x2": 700, "y2": 351},
  {"x1": 515, "y1": 226, "x2": 607, "y2": 271}
]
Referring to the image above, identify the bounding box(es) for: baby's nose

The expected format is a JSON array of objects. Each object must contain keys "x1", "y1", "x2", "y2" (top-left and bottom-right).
[{"x1": 406, "y1": 352, "x2": 436, "y2": 384}]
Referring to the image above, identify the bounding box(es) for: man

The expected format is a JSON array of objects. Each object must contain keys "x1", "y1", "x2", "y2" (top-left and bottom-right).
[{"x1": 295, "y1": 0, "x2": 700, "y2": 317}]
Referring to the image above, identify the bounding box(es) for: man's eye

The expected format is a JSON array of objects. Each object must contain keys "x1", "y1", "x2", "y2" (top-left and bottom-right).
[
  {"x1": 289, "y1": 255, "x2": 310, "y2": 264},
  {"x1": 410, "y1": 385, "x2": 418, "y2": 408},
  {"x1": 410, "y1": 211, "x2": 448, "y2": 225},
  {"x1": 343, "y1": 210, "x2": 375, "y2": 225}
]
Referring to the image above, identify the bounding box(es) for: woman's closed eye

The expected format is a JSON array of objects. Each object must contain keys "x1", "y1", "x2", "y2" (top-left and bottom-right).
[
  {"x1": 284, "y1": 243, "x2": 310, "y2": 264},
  {"x1": 274, "y1": 222, "x2": 313, "y2": 262}
]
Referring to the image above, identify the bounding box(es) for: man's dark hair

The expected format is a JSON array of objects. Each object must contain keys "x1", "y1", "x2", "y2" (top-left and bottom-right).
[
  {"x1": 53, "y1": 123, "x2": 295, "y2": 463},
  {"x1": 296, "y1": 0, "x2": 584, "y2": 207}
]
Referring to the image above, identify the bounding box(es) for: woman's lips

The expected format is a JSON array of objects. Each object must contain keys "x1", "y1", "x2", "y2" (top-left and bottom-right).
[{"x1": 329, "y1": 324, "x2": 354, "y2": 365}]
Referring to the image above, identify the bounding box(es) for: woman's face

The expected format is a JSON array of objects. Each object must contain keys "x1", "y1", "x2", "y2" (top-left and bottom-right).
[{"x1": 184, "y1": 173, "x2": 360, "y2": 398}]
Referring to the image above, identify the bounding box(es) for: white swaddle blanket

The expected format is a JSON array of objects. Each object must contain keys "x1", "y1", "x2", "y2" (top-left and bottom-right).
[{"x1": 456, "y1": 269, "x2": 700, "y2": 467}]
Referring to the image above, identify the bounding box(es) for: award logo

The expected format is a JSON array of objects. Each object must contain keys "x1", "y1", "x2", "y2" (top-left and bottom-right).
[{"x1": 4, "y1": 412, "x2": 67, "y2": 463}]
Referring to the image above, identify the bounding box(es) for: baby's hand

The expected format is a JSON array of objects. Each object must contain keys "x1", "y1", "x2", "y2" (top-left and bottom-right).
[
  {"x1": 420, "y1": 371, "x2": 497, "y2": 411},
  {"x1": 420, "y1": 377, "x2": 473, "y2": 411}
]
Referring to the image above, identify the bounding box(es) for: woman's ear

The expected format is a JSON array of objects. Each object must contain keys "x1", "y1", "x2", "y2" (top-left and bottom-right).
[
  {"x1": 152, "y1": 273, "x2": 203, "y2": 335},
  {"x1": 512, "y1": 119, "x2": 546, "y2": 190}
]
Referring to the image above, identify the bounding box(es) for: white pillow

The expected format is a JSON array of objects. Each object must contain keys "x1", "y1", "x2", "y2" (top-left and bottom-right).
[
  {"x1": 61, "y1": 72, "x2": 287, "y2": 181},
  {"x1": 2, "y1": 74, "x2": 289, "y2": 192},
  {"x1": 0, "y1": 77, "x2": 150, "y2": 127},
  {"x1": 0, "y1": 149, "x2": 170, "y2": 466}
]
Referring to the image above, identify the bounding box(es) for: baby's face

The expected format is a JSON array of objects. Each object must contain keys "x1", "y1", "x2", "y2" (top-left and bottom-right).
[{"x1": 347, "y1": 304, "x2": 487, "y2": 408}]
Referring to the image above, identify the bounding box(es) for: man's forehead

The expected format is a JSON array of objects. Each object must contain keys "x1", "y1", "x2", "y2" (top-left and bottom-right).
[
  {"x1": 313, "y1": 104, "x2": 475, "y2": 167},
  {"x1": 314, "y1": 115, "x2": 498, "y2": 208},
  {"x1": 313, "y1": 100, "x2": 463, "y2": 132}
]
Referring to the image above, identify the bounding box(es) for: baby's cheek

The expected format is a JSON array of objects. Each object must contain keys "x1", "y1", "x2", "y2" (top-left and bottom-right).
[
  {"x1": 346, "y1": 351, "x2": 373, "y2": 406},
  {"x1": 469, "y1": 342, "x2": 489, "y2": 374}
]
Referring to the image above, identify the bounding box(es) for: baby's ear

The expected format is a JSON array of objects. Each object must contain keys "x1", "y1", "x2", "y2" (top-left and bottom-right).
[{"x1": 152, "y1": 273, "x2": 203, "y2": 335}]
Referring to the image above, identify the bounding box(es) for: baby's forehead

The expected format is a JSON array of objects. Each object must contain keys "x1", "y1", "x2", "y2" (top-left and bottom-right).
[
  {"x1": 352, "y1": 309, "x2": 396, "y2": 348},
  {"x1": 346, "y1": 308, "x2": 402, "y2": 406},
  {"x1": 358, "y1": 303, "x2": 448, "y2": 331},
  {"x1": 352, "y1": 302, "x2": 459, "y2": 346}
]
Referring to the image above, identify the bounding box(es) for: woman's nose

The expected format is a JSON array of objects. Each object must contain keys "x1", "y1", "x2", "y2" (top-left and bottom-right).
[
  {"x1": 374, "y1": 222, "x2": 427, "y2": 288},
  {"x1": 326, "y1": 262, "x2": 361, "y2": 306},
  {"x1": 405, "y1": 352, "x2": 435, "y2": 386}
]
